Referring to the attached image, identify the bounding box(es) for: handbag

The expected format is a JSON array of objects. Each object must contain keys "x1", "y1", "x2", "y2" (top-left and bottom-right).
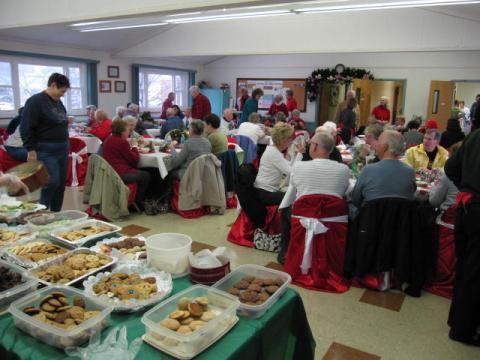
[{"x1": 253, "y1": 211, "x2": 281, "y2": 253}]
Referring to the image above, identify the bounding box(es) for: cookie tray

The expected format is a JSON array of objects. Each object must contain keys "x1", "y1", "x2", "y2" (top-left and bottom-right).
[
  {"x1": 1, "y1": 238, "x2": 73, "y2": 269},
  {"x1": 28, "y1": 248, "x2": 117, "y2": 287},
  {"x1": 48, "y1": 219, "x2": 122, "y2": 248},
  {"x1": 0, "y1": 258, "x2": 38, "y2": 315},
  {"x1": 211, "y1": 264, "x2": 291, "y2": 319},
  {"x1": 90, "y1": 236, "x2": 147, "y2": 263},
  {"x1": 142, "y1": 285, "x2": 240, "y2": 359},
  {"x1": 8, "y1": 285, "x2": 112, "y2": 349},
  {"x1": 0, "y1": 224, "x2": 39, "y2": 249}
]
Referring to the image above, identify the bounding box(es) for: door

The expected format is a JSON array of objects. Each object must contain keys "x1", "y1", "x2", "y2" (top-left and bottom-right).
[
  {"x1": 427, "y1": 81, "x2": 455, "y2": 131},
  {"x1": 352, "y1": 79, "x2": 373, "y2": 127}
]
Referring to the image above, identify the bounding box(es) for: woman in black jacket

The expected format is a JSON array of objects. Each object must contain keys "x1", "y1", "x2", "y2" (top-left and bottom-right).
[{"x1": 440, "y1": 118, "x2": 465, "y2": 150}]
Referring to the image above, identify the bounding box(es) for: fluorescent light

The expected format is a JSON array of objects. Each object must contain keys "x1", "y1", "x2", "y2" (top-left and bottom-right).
[
  {"x1": 79, "y1": 22, "x2": 168, "y2": 32},
  {"x1": 297, "y1": 0, "x2": 480, "y2": 12},
  {"x1": 166, "y1": 11, "x2": 202, "y2": 17},
  {"x1": 168, "y1": 10, "x2": 292, "y2": 24},
  {"x1": 71, "y1": 20, "x2": 117, "y2": 27}
]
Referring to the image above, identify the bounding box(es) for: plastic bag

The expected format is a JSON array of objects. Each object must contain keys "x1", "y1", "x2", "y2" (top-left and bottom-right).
[{"x1": 65, "y1": 326, "x2": 142, "y2": 360}]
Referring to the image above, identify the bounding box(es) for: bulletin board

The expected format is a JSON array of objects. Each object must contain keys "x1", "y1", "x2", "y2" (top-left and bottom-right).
[{"x1": 236, "y1": 78, "x2": 307, "y2": 112}]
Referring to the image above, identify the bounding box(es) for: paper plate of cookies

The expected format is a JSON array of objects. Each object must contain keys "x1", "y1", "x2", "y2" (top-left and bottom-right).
[
  {"x1": 90, "y1": 236, "x2": 147, "y2": 263},
  {"x1": 30, "y1": 248, "x2": 116, "y2": 286},
  {"x1": 8, "y1": 285, "x2": 112, "y2": 349},
  {"x1": 82, "y1": 263, "x2": 172, "y2": 312},
  {"x1": 2, "y1": 239, "x2": 71, "y2": 269}
]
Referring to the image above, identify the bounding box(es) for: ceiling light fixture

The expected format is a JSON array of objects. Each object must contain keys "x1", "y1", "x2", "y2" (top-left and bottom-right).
[
  {"x1": 71, "y1": 20, "x2": 117, "y2": 27},
  {"x1": 168, "y1": 9, "x2": 292, "y2": 24},
  {"x1": 297, "y1": 0, "x2": 480, "y2": 13},
  {"x1": 79, "y1": 22, "x2": 168, "y2": 32}
]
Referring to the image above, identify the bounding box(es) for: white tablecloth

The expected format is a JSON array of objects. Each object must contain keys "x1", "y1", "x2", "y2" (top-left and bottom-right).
[
  {"x1": 146, "y1": 128, "x2": 161, "y2": 137},
  {"x1": 138, "y1": 152, "x2": 171, "y2": 179},
  {"x1": 70, "y1": 135, "x2": 102, "y2": 154}
]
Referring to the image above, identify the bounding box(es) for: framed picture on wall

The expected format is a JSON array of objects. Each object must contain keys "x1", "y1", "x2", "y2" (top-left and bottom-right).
[
  {"x1": 115, "y1": 81, "x2": 126, "y2": 93},
  {"x1": 99, "y1": 80, "x2": 112, "y2": 93},
  {"x1": 107, "y1": 66, "x2": 120, "y2": 78}
]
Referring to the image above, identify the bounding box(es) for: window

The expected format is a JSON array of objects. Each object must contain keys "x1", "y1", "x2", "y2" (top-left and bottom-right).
[
  {"x1": 0, "y1": 55, "x2": 88, "y2": 117},
  {"x1": 138, "y1": 67, "x2": 190, "y2": 110}
]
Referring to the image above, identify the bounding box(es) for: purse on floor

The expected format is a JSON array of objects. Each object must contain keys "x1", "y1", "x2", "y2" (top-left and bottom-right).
[{"x1": 253, "y1": 213, "x2": 281, "y2": 253}]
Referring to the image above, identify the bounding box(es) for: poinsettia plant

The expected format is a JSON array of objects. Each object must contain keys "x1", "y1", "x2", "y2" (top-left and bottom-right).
[{"x1": 306, "y1": 67, "x2": 374, "y2": 102}]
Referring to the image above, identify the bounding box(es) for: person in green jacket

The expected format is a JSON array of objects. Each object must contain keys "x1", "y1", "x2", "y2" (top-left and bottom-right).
[{"x1": 240, "y1": 88, "x2": 264, "y2": 125}]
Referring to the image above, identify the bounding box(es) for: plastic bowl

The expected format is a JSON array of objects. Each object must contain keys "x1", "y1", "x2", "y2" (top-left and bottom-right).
[{"x1": 146, "y1": 233, "x2": 192, "y2": 277}]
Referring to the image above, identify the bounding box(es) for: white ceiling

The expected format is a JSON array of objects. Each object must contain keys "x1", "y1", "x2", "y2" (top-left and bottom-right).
[{"x1": 0, "y1": 3, "x2": 478, "y2": 63}]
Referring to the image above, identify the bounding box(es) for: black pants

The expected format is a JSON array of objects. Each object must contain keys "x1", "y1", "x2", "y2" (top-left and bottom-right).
[
  {"x1": 255, "y1": 188, "x2": 291, "y2": 262},
  {"x1": 121, "y1": 170, "x2": 151, "y2": 203},
  {"x1": 448, "y1": 200, "x2": 480, "y2": 341}
]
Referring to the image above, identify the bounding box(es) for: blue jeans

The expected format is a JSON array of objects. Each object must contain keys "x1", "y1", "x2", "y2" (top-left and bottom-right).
[
  {"x1": 5, "y1": 146, "x2": 28, "y2": 162},
  {"x1": 36, "y1": 142, "x2": 69, "y2": 212}
]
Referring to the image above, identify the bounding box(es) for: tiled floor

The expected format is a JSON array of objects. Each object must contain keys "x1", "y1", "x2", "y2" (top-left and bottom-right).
[{"x1": 60, "y1": 187, "x2": 480, "y2": 360}]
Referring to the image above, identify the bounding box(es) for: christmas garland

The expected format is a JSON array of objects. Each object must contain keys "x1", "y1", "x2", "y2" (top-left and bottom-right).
[{"x1": 306, "y1": 67, "x2": 374, "y2": 101}]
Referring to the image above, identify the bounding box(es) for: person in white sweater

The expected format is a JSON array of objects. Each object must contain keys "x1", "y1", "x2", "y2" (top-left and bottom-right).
[
  {"x1": 280, "y1": 132, "x2": 351, "y2": 209},
  {"x1": 277, "y1": 132, "x2": 351, "y2": 263},
  {"x1": 237, "y1": 112, "x2": 265, "y2": 144},
  {"x1": 254, "y1": 122, "x2": 304, "y2": 206}
]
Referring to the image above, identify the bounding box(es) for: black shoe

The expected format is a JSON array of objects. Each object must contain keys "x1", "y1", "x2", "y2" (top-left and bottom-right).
[{"x1": 449, "y1": 329, "x2": 480, "y2": 347}]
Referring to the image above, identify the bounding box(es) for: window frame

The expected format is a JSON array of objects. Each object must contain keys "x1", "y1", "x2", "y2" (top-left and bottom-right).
[{"x1": 0, "y1": 53, "x2": 96, "y2": 118}]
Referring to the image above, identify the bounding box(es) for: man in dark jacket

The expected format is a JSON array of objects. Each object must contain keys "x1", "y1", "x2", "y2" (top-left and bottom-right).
[
  {"x1": 470, "y1": 94, "x2": 480, "y2": 132},
  {"x1": 445, "y1": 129, "x2": 480, "y2": 346}
]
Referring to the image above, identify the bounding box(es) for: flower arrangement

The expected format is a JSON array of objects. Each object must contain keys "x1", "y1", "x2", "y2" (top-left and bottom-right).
[{"x1": 306, "y1": 67, "x2": 374, "y2": 102}]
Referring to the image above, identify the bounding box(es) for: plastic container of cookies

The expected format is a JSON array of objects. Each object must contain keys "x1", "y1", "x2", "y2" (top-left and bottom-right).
[
  {"x1": 48, "y1": 219, "x2": 121, "y2": 248},
  {"x1": 8, "y1": 285, "x2": 112, "y2": 349},
  {"x1": 0, "y1": 224, "x2": 39, "y2": 249},
  {"x1": 0, "y1": 259, "x2": 38, "y2": 314},
  {"x1": 29, "y1": 248, "x2": 117, "y2": 286},
  {"x1": 212, "y1": 264, "x2": 291, "y2": 319},
  {"x1": 25, "y1": 210, "x2": 88, "y2": 233},
  {"x1": 142, "y1": 285, "x2": 239, "y2": 360},
  {"x1": 1, "y1": 238, "x2": 72, "y2": 269}
]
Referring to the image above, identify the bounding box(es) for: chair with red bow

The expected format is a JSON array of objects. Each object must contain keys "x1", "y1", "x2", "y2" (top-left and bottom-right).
[
  {"x1": 0, "y1": 147, "x2": 24, "y2": 172},
  {"x1": 424, "y1": 206, "x2": 456, "y2": 299},
  {"x1": 284, "y1": 194, "x2": 350, "y2": 293},
  {"x1": 66, "y1": 137, "x2": 89, "y2": 187}
]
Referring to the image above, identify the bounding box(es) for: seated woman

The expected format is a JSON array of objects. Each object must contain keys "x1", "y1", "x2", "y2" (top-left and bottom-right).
[
  {"x1": 439, "y1": 118, "x2": 465, "y2": 150},
  {"x1": 267, "y1": 94, "x2": 289, "y2": 118},
  {"x1": 86, "y1": 110, "x2": 112, "y2": 141},
  {"x1": 254, "y1": 122, "x2": 304, "y2": 206},
  {"x1": 169, "y1": 120, "x2": 212, "y2": 179},
  {"x1": 4, "y1": 126, "x2": 27, "y2": 161},
  {"x1": 172, "y1": 105, "x2": 185, "y2": 120},
  {"x1": 237, "y1": 112, "x2": 266, "y2": 144},
  {"x1": 102, "y1": 119, "x2": 151, "y2": 205},
  {"x1": 288, "y1": 109, "x2": 306, "y2": 130},
  {"x1": 160, "y1": 108, "x2": 184, "y2": 139},
  {"x1": 124, "y1": 115, "x2": 145, "y2": 143},
  {"x1": 204, "y1": 114, "x2": 228, "y2": 155}
]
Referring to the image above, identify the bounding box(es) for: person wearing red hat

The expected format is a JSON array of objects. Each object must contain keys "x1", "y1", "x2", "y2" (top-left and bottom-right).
[{"x1": 425, "y1": 119, "x2": 439, "y2": 129}]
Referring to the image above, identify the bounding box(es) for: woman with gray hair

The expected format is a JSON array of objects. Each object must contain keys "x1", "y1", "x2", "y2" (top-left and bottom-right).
[
  {"x1": 112, "y1": 106, "x2": 127, "y2": 121},
  {"x1": 168, "y1": 120, "x2": 212, "y2": 179},
  {"x1": 352, "y1": 130, "x2": 416, "y2": 208}
]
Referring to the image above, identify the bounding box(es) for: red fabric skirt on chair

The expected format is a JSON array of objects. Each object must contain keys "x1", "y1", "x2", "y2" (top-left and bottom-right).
[
  {"x1": 424, "y1": 206, "x2": 456, "y2": 299},
  {"x1": 284, "y1": 194, "x2": 350, "y2": 293},
  {"x1": 170, "y1": 180, "x2": 208, "y2": 219},
  {"x1": 227, "y1": 206, "x2": 281, "y2": 248},
  {"x1": 66, "y1": 138, "x2": 88, "y2": 187},
  {"x1": 0, "y1": 148, "x2": 24, "y2": 172}
]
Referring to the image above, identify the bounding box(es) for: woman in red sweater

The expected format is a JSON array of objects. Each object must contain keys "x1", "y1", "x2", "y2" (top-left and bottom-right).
[
  {"x1": 86, "y1": 110, "x2": 112, "y2": 141},
  {"x1": 102, "y1": 119, "x2": 151, "y2": 204},
  {"x1": 267, "y1": 94, "x2": 289, "y2": 117}
]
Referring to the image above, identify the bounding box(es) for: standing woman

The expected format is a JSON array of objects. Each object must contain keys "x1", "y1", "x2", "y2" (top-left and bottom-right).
[
  {"x1": 20, "y1": 73, "x2": 70, "y2": 211},
  {"x1": 240, "y1": 88, "x2": 264, "y2": 125},
  {"x1": 339, "y1": 97, "x2": 357, "y2": 144}
]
